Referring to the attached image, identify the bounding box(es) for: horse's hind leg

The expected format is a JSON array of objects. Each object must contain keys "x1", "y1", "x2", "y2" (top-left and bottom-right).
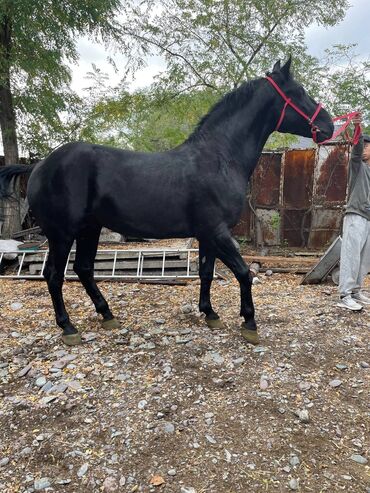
[
  {"x1": 73, "y1": 227, "x2": 120, "y2": 329},
  {"x1": 198, "y1": 241, "x2": 225, "y2": 329},
  {"x1": 44, "y1": 237, "x2": 82, "y2": 346}
]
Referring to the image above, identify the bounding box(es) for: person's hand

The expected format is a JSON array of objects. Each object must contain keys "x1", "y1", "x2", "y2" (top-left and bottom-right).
[{"x1": 353, "y1": 111, "x2": 362, "y2": 126}]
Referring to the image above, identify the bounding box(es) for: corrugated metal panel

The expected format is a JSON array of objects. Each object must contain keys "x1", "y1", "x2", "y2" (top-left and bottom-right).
[
  {"x1": 252, "y1": 153, "x2": 282, "y2": 206},
  {"x1": 233, "y1": 145, "x2": 348, "y2": 249},
  {"x1": 282, "y1": 149, "x2": 315, "y2": 208},
  {"x1": 308, "y1": 145, "x2": 348, "y2": 248}
]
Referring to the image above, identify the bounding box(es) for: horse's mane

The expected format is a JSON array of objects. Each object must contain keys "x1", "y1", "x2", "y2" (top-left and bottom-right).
[{"x1": 186, "y1": 78, "x2": 261, "y2": 142}]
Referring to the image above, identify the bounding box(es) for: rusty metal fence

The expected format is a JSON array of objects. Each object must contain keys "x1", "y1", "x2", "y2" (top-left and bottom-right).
[{"x1": 233, "y1": 144, "x2": 349, "y2": 249}]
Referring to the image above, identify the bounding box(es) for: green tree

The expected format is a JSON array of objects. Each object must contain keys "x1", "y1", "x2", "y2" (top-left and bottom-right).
[
  {"x1": 122, "y1": 0, "x2": 349, "y2": 93},
  {"x1": 0, "y1": 0, "x2": 122, "y2": 236}
]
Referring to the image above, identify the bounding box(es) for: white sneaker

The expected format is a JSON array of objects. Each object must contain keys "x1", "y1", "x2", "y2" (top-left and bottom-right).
[
  {"x1": 337, "y1": 295, "x2": 363, "y2": 311},
  {"x1": 352, "y1": 292, "x2": 370, "y2": 305}
]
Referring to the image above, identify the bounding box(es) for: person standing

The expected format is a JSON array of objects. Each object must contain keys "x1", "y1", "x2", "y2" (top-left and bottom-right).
[{"x1": 337, "y1": 115, "x2": 370, "y2": 310}]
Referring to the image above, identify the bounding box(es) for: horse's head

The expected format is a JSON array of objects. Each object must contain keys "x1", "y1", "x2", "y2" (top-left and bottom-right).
[{"x1": 266, "y1": 57, "x2": 334, "y2": 143}]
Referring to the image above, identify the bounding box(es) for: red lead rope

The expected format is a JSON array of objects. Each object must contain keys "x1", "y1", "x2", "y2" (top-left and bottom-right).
[
  {"x1": 319, "y1": 111, "x2": 362, "y2": 145},
  {"x1": 265, "y1": 76, "x2": 362, "y2": 145}
]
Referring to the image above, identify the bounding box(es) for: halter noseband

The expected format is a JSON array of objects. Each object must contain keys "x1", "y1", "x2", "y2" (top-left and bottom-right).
[{"x1": 265, "y1": 76, "x2": 322, "y2": 143}]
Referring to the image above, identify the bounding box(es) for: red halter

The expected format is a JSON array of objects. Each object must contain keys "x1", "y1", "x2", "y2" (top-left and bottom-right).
[{"x1": 265, "y1": 76, "x2": 322, "y2": 143}]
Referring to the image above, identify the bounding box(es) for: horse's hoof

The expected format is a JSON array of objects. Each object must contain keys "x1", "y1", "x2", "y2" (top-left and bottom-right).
[
  {"x1": 101, "y1": 318, "x2": 120, "y2": 329},
  {"x1": 205, "y1": 316, "x2": 225, "y2": 330},
  {"x1": 240, "y1": 323, "x2": 259, "y2": 345},
  {"x1": 62, "y1": 333, "x2": 82, "y2": 346}
]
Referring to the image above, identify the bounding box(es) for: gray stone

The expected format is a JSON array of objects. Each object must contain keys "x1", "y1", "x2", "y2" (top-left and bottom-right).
[
  {"x1": 289, "y1": 455, "x2": 300, "y2": 467},
  {"x1": 0, "y1": 368, "x2": 8, "y2": 377},
  {"x1": 77, "y1": 463, "x2": 89, "y2": 478},
  {"x1": 205, "y1": 435, "x2": 217, "y2": 444},
  {"x1": 259, "y1": 377, "x2": 269, "y2": 390},
  {"x1": 298, "y1": 381, "x2": 311, "y2": 391},
  {"x1": 298, "y1": 410, "x2": 310, "y2": 423},
  {"x1": 253, "y1": 346, "x2": 268, "y2": 353},
  {"x1": 155, "y1": 318, "x2": 166, "y2": 324},
  {"x1": 102, "y1": 476, "x2": 118, "y2": 492},
  {"x1": 350, "y1": 454, "x2": 368, "y2": 465},
  {"x1": 335, "y1": 364, "x2": 348, "y2": 371},
  {"x1": 181, "y1": 488, "x2": 196, "y2": 493},
  {"x1": 360, "y1": 361, "x2": 369, "y2": 368},
  {"x1": 0, "y1": 457, "x2": 9, "y2": 467},
  {"x1": 138, "y1": 400, "x2": 147, "y2": 410},
  {"x1": 41, "y1": 381, "x2": 53, "y2": 393},
  {"x1": 181, "y1": 304, "x2": 193, "y2": 314},
  {"x1": 329, "y1": 379, "x2": 342, "y2": 388},
  {"x1": 18, "y1": 364, "x2": 32, "y2": 377},
  {"x1": 34, "y1": 478, "x2": 51, "y2": 490},
  {"x1": 289, "y1": 478, "x2": 299, "y2": 490},
  {"x1": 35, "y1": 376, "x2": 47, "y2": 387},
  {"x1": 204, "y1": 352, "x2": 224, "y2": 365},
  {"x1": 156, "y1": 421, "x2": 175, "y2": 434},
  {"x1": 10, "y1": 302, "x2": 23, "y2": 311},
  {"x1": 167, "y1": 469, "x2": 177, "y2": 476},
  {"x1": 232, "y1": 357, "x2": 245, "y2": 367},
  {"x1": 20, "y1": 447, "x2": 32, "y2": 457},
  {"x1": 265, "y1": 270, "x2": 273, "y2": 276}
]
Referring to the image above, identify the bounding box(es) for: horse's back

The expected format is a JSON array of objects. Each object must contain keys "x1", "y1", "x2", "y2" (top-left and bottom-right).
[{"x1": 27, "y1": 142, "x2": 195, "y2": 238}]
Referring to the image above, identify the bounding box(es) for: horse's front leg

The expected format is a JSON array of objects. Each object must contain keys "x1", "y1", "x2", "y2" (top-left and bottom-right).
[
  {"x1": 198, "y1": 241, "x2": 225, "y2": 329},
  {"x1": 211, "y1": 230, "x2": 258, "y2": 345}
]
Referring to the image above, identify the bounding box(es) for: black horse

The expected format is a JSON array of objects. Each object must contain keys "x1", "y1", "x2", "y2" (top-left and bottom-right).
[{"x1": 0, "y1": 58, "x2": 333, "y2": 346}]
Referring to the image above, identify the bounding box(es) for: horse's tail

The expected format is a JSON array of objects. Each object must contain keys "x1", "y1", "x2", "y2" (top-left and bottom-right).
[{"x1": 0, "y1": 163, "x2": 36, "y2": 198}]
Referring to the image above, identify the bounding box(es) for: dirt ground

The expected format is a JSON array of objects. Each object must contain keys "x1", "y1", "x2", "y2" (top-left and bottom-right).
[{"x1": 0, "y1": 267, "x2": 369, "y2": 492}]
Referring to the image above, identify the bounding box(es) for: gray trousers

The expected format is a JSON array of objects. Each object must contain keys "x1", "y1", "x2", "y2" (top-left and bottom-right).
[{"x1": 339, "y1": 213, "x2": 370, "y2": 297}]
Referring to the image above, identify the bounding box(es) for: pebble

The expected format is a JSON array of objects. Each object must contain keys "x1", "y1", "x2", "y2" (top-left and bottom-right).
[
  {"x1": 102, "y1": 476, "x2": 118, "y2": 492},
  {"x1": 35, "y1": 376, "x2": 47, "y2": 387},
  {"x1": 259, "y1": 377, "x2": 269, "y2": 390},
  {"x1": 20, "y1": 447, "x2": 32, "y2": 457},
  {"x1": 156, "y1": 421, "x2": 175, "y2": 434},
  {"x1": 265, "y1": 270, "x2": 273, "y2": 276},
  {"x1": 138, "y1": 400, "x2": 147, "y2": 410},
  {"x1": 253, "y1": 346, "x2": 268, "y2": 353},
  {"x1": 350, "y1": 454, "x2": 368, "y2": 465},
  {"x1": 205, "y1": 435, "x2": 217, "y2": 444},
  {"x1": 204, "y1": 352, "x2": 224, "y2": 365},
  {"x1": 155, "y1": 318, "x2": 166, "y2": 324},
  {"x1": 167, "y1": 469, "x2": 176, "y2": 476},
  {"x1": 68, "y1": 380, "x2": 82, "y2": 391},
  {"x1": 232, "y1": 357, "x2": 245, "y2": 367},
  {"x1": 18, "y1": 364, "x2": 32, "y2": 377},
  {"x1": 34, "y1": 478, "x2": 51, "y2": 490},
  {"x1": 360, "y1": 361, "x2": 369, "y2": 368},
  {"x1": 289, "y1": 455, "x2": 300, "y2": 467},
  {"x1": 335, "y1": 363, "x2": 348, "y2": 371},
  {"x1": 41, "y1": 381, "x2": 53, "y2": 393},
  {"x1": 288, "y1": 478, "x2": 299, "y2": 490},
  {"x1": 0, "y1": 457, "x2": 10, "y2": 467},
  {"x1": 329, "y1": 379, "x2": 342, "y2": 388},
  {"x1": 77, "y1": 463, "x2": 89, "y2": 477},
  {"x1": 298, "y1": 410, "x2": 310, "y2": 423},
  {"x1": 181, "y1": 488, "x2": 196, "y2": 493},
  {"x1": 10, "y1": 302, "x2": 23, "y2": 311},
  {"x1": 298, "y1": 381, "x2": 311, "y2": 391},
  {"x1": 181, "y1": 304, "x2": 193, "y2": 314}
]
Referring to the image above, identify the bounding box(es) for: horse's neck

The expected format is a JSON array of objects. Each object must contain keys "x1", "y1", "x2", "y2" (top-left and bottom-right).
[{"x1": 193, "y1": 81, "x2": 276, "y2": 174}]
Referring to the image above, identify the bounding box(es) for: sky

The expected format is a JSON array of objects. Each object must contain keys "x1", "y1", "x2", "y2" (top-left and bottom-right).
[{"x1": 70, "y1": 0, "x2": 369, "y2": 96}]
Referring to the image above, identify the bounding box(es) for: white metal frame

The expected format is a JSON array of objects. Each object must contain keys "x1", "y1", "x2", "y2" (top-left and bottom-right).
[{"x1": 0, "y1": 248, "x2": 207, "y2": 280}]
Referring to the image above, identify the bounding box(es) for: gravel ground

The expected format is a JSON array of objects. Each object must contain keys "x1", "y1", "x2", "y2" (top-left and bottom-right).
[{"x1": 0, "y1": 270, "x2": 369, "y2": 493}]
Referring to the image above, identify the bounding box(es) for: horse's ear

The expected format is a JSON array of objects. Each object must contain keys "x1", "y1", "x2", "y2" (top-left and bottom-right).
[
  {"x1": 281, "y1": 55, "x2": 292, "y2": 78},
  {"x1": 272, "y1": 60, "x2": 281, "y2": 72}
]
